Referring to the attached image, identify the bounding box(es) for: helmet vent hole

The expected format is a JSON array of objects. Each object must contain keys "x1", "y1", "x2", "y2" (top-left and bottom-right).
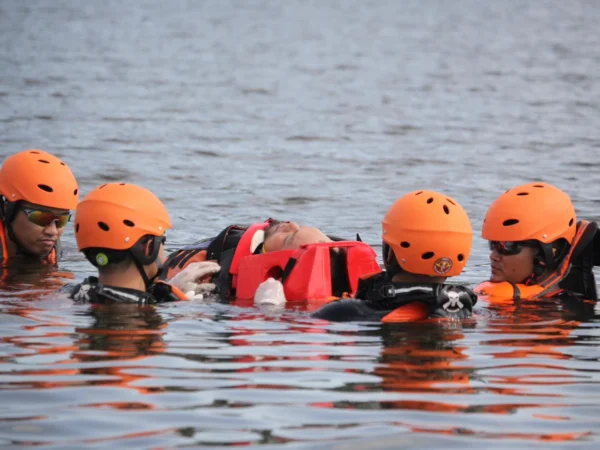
[
  {"x1": 517, "y1": 192, "x2": 529, "y2": 196},
  {"x1": 443, "y1": 205, "x2": 450, "y2": 214},
  {"x1": 30, "y1": 151, "x2": 40, "y2": 154},
  {"x1": 123, "y1": 220, "x2": 135, "y2": 227},
  {"x1": 569, "y1": 218, "x2": 574, "y2": 227},
  {"x1": 74, "y1": 189, "x2": 78, "y2": 195},
  {"x1": 458, "y1": 254, "x2": 464, "y2": 262},
  {"x1": 38, "y1": 159, "x2": 50, "y2": 164},
  {"x1": 503, "y1": 219, "x2": 519, "y2": 226},
  {"x1": 37, "y1": 184, "x2": 53, "y2": 193},
  {"x1": 400, "y1": 241, "x2": 410, "y2": 248},
  {"x1": 98, "y1": 222, "x2": 110, "y2": 232},
  {"x1": 75, "y1": 223, "x2": 80, "y2": 233},
  {"x1": 427, "y1": 197, "x2": 434, "y2": 204},
  {"x1": 422, "y1": 252, "x2": 434, "y2": 260},
  {"x1": 99, "y1": 184, "x2": 107, "y2": 189},
  {"x1": 446, "y1": 198, "x2": 456, "y2": 205},
  {"x1": 119, "y1": 183, "x2": 126, "y2": 186},
  {"x1": 60, "y1": 162, "x2": 65, "y2": 166},
  {"x1": 415, "y1": 191, "x2": 423, "y2": 195},
  {"x1": 533, "y1": 184, "x2": 545, "y2": 188}
]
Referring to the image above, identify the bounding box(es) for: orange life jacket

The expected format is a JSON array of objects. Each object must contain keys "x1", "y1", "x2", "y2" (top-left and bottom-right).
[
  {"x1": 161, "y1": 221, "x2": 381, "y2": 305},
  {"x1": 475, "y1": 220, "x2": 598, "y2": 302},
  {"x1": 229, "y1": 222, "x2": 272, "y2": 291},
  {"x1": 234, "y1": 241, "x2": 382, "y2": 307}
]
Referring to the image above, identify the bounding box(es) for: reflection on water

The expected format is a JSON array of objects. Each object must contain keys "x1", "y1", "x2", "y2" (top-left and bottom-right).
[
  {"x1": 1, "y1": 294, "x2": 599, "y2": 447},
  {"x1": 2, "y1": 0, "x2": 600, "y2": 447}
]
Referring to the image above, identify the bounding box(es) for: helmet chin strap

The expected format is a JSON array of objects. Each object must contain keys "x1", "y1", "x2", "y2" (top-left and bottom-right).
[
  {"x1": 129, "y1": 236, "x2": 164, "y2": 291},
  {"x1": 153, "y1": 256, "x2": 166, "y2": 281},
  {"x1": 382, "y1": 242, "x2": 401, "y2": 278},
  {"x1": 146, "y1": 254, "x2": 165, "y2": 288},
  {"x1": 529, "y1": 240, "x2": 569, "y2": 284},
  {"x1": 131, "y1": 257, "x2": 154, "y2": 291}
]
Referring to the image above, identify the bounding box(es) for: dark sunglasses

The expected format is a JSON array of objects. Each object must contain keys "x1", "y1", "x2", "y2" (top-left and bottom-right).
[
  {"x1": 489, "y1": 240, "x2": 538, "y2": 256},
  {"x1": 22, "y1": 207, "x2": 71, "y2": 229}
]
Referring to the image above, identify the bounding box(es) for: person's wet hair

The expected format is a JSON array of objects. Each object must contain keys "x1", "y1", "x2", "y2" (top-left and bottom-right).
[{"x1": 263, "y1": 220, "x2": 283, "y2": 241}]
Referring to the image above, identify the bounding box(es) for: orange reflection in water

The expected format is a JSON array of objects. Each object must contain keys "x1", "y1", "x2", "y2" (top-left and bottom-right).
[
  {"x1": 2, "y1": 287, "x2": 167, "y2": 410},
  {"x1": 72, "y1": 303, "x2": 167, "y2": 405}
]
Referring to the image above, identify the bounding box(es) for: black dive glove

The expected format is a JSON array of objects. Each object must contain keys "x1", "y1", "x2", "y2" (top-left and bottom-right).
[{"x1": 429, "y1": 285, "x2": 477, "y2": 319}]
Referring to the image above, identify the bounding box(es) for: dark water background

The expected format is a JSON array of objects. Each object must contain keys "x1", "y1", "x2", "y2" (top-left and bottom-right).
[{"x1": 1, "y1": 0, "x2": 600, "y2": 448}]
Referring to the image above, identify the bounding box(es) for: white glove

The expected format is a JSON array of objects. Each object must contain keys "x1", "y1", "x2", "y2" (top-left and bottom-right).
[
  {"x1": 254, "y1": 278, "x2": 287, "y2": 307},
  {"x1": 167, "y1": 262, "x2": 221, "y2": 299}
]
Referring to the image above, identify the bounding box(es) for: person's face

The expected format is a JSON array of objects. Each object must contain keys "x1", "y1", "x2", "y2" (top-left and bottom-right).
[
  {"x1": 11, "y1": 202, "x2": 70, "y2": 256},
  {"x1": 281, "y1": 226, "x2": 332, "y2": 250},
  {"x1": 263, "y1": 221, "x2": 301, "y2": 252},
  {"x1": 263, "y1": 223, "x2": 332, "y2": 252},
  {"x1": 158, "y1": 241, "x2": 165, "y2": 262},
  {"x1": 489, "y1": 241, "x2": 538, "y2": 284}
]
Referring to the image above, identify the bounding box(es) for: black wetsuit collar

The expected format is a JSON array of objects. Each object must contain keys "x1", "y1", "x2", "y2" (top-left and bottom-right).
[{"x1": 72, "y1": 277, "x2": 154, "y2": 304}]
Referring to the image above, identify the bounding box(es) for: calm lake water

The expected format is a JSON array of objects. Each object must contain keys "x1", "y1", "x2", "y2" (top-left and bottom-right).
[{"x1": 1, "y1": 0, "x2": 600, "y2": 448}]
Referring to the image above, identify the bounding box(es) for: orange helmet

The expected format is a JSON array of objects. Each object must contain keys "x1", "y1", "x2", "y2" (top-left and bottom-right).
[
  {"x1": 75, "y1": 183, "x2": 171, "y2": 252},
  {"x1": 382, "y1": 190, "x2": 472, "y2": 277},
  {"x1": 482, "y1": 182, "x2": 576, "y2": 244},
  {"x1": 0, "y1": 149, "x2": 79, "y2": 210}
]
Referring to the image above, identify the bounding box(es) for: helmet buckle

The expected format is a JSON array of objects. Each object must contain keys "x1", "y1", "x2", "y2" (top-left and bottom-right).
[{"x1": 379, "y1": 285, "x2": 396, "y2": 299}]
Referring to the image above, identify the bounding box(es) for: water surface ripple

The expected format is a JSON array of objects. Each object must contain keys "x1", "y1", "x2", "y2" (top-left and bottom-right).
[{"x1": 1, "y1": 0, "x2": 600, "y2": 448}]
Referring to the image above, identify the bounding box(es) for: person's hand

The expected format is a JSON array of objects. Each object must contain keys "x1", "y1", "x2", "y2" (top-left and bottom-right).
[
  {"x1": 167, "y1": 261, "x2": 220, "y2": 299},
  {"x1": 254, "y1": 278, "x2": 287, "y2": 307},
  {"x1": 184, "y1": 282, "x2": 220, "y2": 300}
]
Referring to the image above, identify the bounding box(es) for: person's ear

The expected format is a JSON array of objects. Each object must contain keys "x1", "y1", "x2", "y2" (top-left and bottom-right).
[{"x1": 142, "y1": 238, "x2": 154, "y2": 258}]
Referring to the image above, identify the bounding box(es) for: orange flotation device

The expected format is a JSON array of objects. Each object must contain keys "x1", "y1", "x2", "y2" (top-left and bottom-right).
[
  {"x1": 381, "y1": 302, "x2": 430, "y2": 323},
  {"x1": 475, "y1": 220, "x2": 598, "y2": 302},
  {"x1": 229, "y1": 221, "x2": 272, "y2": 291},
  {"x1": 162, "y1": 221, "x2": 381, "y2": 306},
  {"x1": 234, "y1": 241, "x2": 382, "y2": 308},
  {"x1": 474, "y1": 281, "x2": 548, "y2": 303}
]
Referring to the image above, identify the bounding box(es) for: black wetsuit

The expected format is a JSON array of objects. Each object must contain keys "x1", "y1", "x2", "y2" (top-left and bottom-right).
[
  {"x1": 61, "y1": 277, "x2": 182, "y2": 304},
  {"x1": 311, "y1": 272, "x2": 477, "y2": 322}
]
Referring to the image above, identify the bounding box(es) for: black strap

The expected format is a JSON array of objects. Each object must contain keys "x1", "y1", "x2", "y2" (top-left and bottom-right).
[
  {"x1": 212, "y1": 247, "x2": 236, "y2": 300},
  {"x1": 206, "y1": 225, "x2": 246, "y2": 261},
  {"x1": 594, "y1": 224, "x2": 600, "y2": 267},
  {"x1": 571, "y1": 221, "x2": 598, "y2": 263},
  {"x1": 509, "y1": 281, "x2": 521, "y2": 300},
  {"x1": 0, "y1": 227, "x2": 4, "y2": 263},
  {"x1": 280, "y1": 258, "x2": 298, "y2": 284}
]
